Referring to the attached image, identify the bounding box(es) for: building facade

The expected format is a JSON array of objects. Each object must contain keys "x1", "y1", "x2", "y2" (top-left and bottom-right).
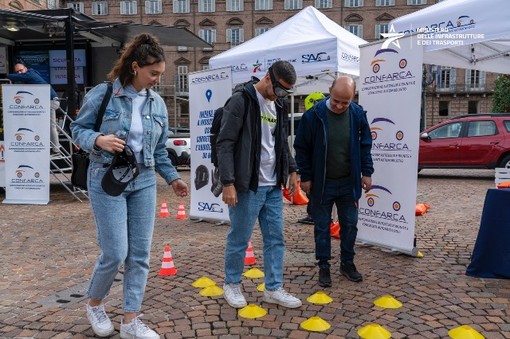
[{"x1": 3, "y1": 0, "x2": 498, "y2": 129}]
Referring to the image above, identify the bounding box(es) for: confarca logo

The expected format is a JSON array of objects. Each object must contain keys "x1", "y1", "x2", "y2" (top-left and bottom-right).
[
  {"x1": 360, "y1": 184, "x2": 407, "y2": 223},
  {"x1": 12, "y1": 165, "x2": 43, "y2": 184},
  {"x1": 10, "y1": 91, "x2": 43, "y2": 109}
]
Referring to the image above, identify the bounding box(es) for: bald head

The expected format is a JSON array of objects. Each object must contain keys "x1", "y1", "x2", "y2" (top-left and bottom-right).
[{"x1": 328, "y1": 76, "x2": 356, "y2": 114}]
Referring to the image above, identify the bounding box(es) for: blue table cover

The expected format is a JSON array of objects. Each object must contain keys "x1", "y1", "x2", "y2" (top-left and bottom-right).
[{"x1": 466, "y1": 188, "x2": 510, "y2": 279}]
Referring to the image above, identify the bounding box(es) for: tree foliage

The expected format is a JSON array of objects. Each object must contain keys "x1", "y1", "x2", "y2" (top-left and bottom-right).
[{"x1": 492, "y1": 74, "x2": 510, "y2": 113}]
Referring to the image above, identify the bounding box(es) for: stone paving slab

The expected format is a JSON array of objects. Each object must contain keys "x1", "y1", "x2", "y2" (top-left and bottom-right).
[{"x1": 1, "y1": 169, "x2": 509, "y2": 338}]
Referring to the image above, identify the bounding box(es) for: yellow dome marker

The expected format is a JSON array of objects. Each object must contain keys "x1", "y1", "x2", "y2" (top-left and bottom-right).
[
  {"x1": 243, "y1": 267, "x2": 265, "y2": 278},
  {"x1": 306, "y1": 291, "x2": 333, "y2": 305},
  {"x1": 192, "y1": 276, "x2": 216, "y2": 288},
  {"x1": 448, "y1": 325, "x2": 485, "y2": 339},
  {"x1": 357, "y1": 324, "x2": 391, "y2": 339},
  {"x1": 199, "y1": 285, "x2": 224, "y2": 297},
  {"x1": 238, "y1": 304, "x2": 267, "y2": 319},
  {"x1": 300, "y1": 316, "x2": 331, "y2": 332},
  {"x1": 417, "y1": 251, "x2": 424, "y2": 258},
  {"x1": 256, "y1": 282, "x2": 265, "y2": 291},
  {"x1": 373, "y1": 295, "x2": 402, "y2": 309}
]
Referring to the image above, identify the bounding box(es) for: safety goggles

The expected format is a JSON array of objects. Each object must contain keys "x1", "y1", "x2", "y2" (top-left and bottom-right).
[{"x1": 268, "y1": 67, "x2": 294, "y2": 98}]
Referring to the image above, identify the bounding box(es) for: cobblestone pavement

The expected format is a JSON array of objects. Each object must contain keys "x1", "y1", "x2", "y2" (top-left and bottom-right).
[{"x1": 1, "y1": 169, "x2": 509, "y2": 338}]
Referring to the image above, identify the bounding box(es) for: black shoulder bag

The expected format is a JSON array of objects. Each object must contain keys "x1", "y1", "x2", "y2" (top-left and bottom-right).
[{"x1": 71, "y1": 82, "x2": 113, "y2": 190}]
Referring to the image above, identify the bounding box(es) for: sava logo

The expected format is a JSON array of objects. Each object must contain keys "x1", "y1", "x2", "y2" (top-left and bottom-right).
[
  {"x1": 197, "y1": 202, "x2": 223, "y2": 213},
  {"x1": 302, "y1": 52, "x2": 330, "y2": 63}
]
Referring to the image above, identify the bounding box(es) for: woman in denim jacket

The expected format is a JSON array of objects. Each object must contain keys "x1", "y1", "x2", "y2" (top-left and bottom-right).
[{"x1": 71, "y1": 33, "x2": 188, "y2": 339}]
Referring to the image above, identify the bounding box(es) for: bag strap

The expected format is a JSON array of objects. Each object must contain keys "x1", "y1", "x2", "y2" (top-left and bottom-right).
[{"x1": 93, "y1": 81, "x2": 113, "y2": 132}]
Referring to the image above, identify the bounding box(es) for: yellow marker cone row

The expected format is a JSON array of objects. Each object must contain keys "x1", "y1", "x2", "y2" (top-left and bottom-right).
[
  {"x1": 300, "y1": 316, "x2": 331, "y2": 332},
  {"x1": 256, "y1": 282, "x2": 265, "y2": 291},
  {"x1": 306, "y1": 291, "x2": 333, "y2": 305},
  {"x1": 448, "y1": 325, "x2": 485, "y2": 339},
  {"x1": 243, "y1": 267, "x2": 265, "y2": 279},
  {"x1": 192, "y1": 276, "x2": 216, "y2": 288},
  {"x1": 199, "y1": 285, "x2": 224, "y2": 297},
  {"x1": 373, "y1": 295, "x2": 402, "y2": 309},
  {"x1": 238, "y1": 304, "x2": 267, "y2": 319},
  {"x1": 358, "y1": 324, "x2": 392, "y2": 339}
]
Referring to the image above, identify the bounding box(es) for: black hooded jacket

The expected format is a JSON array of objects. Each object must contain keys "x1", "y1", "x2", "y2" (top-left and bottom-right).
[{"x1": 216, "y1": 79, "x2": 297, "y2": 193}]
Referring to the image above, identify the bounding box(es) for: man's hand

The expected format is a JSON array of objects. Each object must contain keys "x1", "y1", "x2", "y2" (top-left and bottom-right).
[
  {"x1": 300, "y1": 180, "x2": 312, "y2": 195},
  {"x1": 362, "y1": 176, "x2": 372, "y2": 192},
  {"x1": 171, "y1": 179, "x2": 189, "y2": 197},
  {"x1": 222, "y1": 185, "x2": 237, "y2": 207},
  {"x1": 286, "y1": 172, "x2": 298, "y2": 196}
]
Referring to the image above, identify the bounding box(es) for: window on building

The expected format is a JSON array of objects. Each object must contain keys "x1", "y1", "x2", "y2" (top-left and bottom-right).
[
  {"x1": 227, "y1": 28, "x2": 244, "y2": 47},
  {"x1": 198, "y1": 0, "x2": 215, "y2": 12},
  {"x1": 173, "y1": 0, "x2": 190, "y2": 13},
  {"x1": 91, "y1": 1, "x2": 108, "y2": 15},
  {"x1": 48, "y1": 0, "x2": 57, "y2": 9},
  {"x1": 436, "y1": 67, "x2": 456, "y2": 92},
  {"x1": 255, "y1": 27, "x2": 270, "y2": 36},
  {"x1": 438, "y1": 101, "x2": 449, "y2": 116},
  {"x1": 67, "y1": 2, "x2": 84, "y2": 12},
  {"x1": 145, "y1": 0, "x2": 162, "y2": 14},
  {"x1": 284, "y1": 0, "x2": 302, "y2": 10},
  {"x1": 376, "y1": 0, "x2": 394, "y2": 5},
  {"x1": 407, "y1": 0, "x2": 426, "y2": 4},
  {"x1": 226, "y1": 0, "x2": 243, "y2": 11},
  {"x1": 121, "y1": 0, "x2": 138, "y2": 14},
  {"x1": 375, "y1": 23, "x2": 388, "y2": 39},
  {"x1": 199, "y1": 29, "x2": 216, "y2": 44},
  {"x1": 468, "y1": 101, "x2": 479, "y2": 114},
  {"x1": 344, "y1": 0, "x2": 363, "y2": 7},
  {"x1": 255, "y1": 0, "x2": 272, "y2": 10},
  {"x1": 466, "y1": 69, "x2": 486, "y2": 91},
  {"x1": 202, "y1": 65, "x2": 210, "y2": 70},
  {"x1": 177, "y1": 65, "x2": 189, "y2": 93},
  {"x1": 315, "y1": 0, "x2": 332, "y2": 9},
  {"x1": 346, "y1": 24, "x2": 363, "y2": 38}
]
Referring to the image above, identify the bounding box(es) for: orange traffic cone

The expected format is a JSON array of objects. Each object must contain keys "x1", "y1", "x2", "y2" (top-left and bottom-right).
[
  {"x1": 330, "y1": 221, "x2": 340, "y2": 239},
  {"x1": 176, "y1": 201, "x2": 187, "y2": 220},
  {"x1": 159, "y1": 201, "x2": 170, "y2": 218},
  {"x1": 244, "y1": 241, "x2": 256, "y2": 265},
  {"x1": 159, "y1": 245, "x2": 177, "y2": 276}
]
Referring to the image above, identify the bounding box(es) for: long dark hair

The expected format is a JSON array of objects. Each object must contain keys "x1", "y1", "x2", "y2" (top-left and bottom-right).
[{"x1": 107, "y1": 33, "x2": 165, "y2": 87}]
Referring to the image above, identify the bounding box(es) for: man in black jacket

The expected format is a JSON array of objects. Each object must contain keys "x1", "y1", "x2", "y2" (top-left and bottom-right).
[{"x1": 216, "y1": 60, "x2": 302, "y2": 309}]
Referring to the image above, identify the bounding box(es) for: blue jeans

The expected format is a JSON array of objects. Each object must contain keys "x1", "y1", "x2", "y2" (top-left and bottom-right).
[
  {"x1": 312, "y1": 177, "x2": 359, "y2": 267},
  {"x1": 86, "y1": 161, "x2": 157, "y2": 313},
  {"x1": 224, "y1": 186, "x2": 285, "y2": 291}
]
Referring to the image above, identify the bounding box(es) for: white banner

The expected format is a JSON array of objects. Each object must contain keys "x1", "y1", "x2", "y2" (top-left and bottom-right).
[
  {"x1": 2, "y1": 84, "x2": 50, "y2": 204},
  {"x1": 188, "y1": 67, "x2": 233, "y2": 222},
  {"x1": 357, "y1": 34, "x2": 423, "y2": 255}
]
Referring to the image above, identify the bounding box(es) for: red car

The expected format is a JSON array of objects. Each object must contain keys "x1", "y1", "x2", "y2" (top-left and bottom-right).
[{"x1": 419, "y1": 114, "x2": 510, "y2": 170}]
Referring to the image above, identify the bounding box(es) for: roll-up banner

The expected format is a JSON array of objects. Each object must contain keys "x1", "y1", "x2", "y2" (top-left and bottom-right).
[
  {"x1": 2, "y1": 84, "x2": 50, "y2": 204},
  {"x1": 358, "y1": 33, "x2": 423, "y2": 255},
  {"x1": 188, "y1": 67, "x2": 233, "y2": 222}
]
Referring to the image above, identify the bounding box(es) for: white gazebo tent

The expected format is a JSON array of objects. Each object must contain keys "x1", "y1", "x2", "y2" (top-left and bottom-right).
[
  {"x1": 209, "y1": 6, "x2": 367, "y2": 95},
  {"x1": 390, "y1": 0, "x2": 510, "y2": 75}
]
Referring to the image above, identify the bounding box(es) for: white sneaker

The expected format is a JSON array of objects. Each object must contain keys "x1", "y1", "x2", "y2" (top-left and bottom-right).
[
  {"x1": 86, "y1": 304, "x2": 115, "y2": 337},
  {"x1": 223, "y1": 283, "x2": 247, "y2": 308},
  {"x1": 120, "y1": 315, "x2": 160, "y2": 339},
  {"x1": 263, "y1": 287, "x2": 302, "y2": 308}
]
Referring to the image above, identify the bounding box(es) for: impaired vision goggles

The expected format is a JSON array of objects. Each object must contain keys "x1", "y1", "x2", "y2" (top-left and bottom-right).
[{"x1": 268, "y1": 67, "x2": 294, "y2": 98}]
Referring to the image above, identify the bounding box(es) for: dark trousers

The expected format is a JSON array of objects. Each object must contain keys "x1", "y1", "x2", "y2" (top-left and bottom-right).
[{"x1": 311, "y1": 177, "x2": 358, "y2": 268}]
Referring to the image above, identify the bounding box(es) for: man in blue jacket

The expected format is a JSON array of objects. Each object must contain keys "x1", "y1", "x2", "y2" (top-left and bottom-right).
[
  {"x1": 216, "y1": 60, "x2": 302, "y2": 309},
  {"x1": 294, "y1": 76, "x2": 374, "y2": 287},
  {"x1": 8, "y1": 63, "x2": 61, "y2": 154}
]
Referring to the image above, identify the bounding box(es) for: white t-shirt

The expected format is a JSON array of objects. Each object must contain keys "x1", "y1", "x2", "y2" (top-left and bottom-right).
[
  {"x1": 128, "y1": 88, "x2": 147, "y2": 163},
  {"x1": 256, "y1": 90, "x2": 277, "y2": 186}
]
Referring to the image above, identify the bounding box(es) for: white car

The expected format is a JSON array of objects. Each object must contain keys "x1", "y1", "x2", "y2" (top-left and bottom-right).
[{"x1": 165, "y1": 128, "x2": 191, "y2": 167}]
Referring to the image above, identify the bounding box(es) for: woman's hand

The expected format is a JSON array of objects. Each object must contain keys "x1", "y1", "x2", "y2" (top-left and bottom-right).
[{"x1": 171, "y1": 179, "x2": 189, "y2": 197}]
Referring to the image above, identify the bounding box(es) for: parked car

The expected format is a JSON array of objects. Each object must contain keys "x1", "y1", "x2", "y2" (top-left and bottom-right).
[
  {"x1": 166, "y1": 129, "x2": 190, "y2": 167},
  {"x1": 419, "y1": 113, "x2": 510, "y2": 170}
]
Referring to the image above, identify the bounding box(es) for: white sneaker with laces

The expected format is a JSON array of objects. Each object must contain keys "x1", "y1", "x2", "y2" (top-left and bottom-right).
[
  {"x1": 86, "y1": 304, "x2": 115, "y2": 337},
  {"x1": 263, "y1": 287, "x2": 302, "y2": 308},
  {"x1": 223, "y1": 283, "x2": 247, "y2": 308},
  {"x1": 120, "y1": 315, "x2": 160, "y2": 339}
]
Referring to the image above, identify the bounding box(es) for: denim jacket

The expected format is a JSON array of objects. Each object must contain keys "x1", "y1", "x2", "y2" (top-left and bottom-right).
[{"x1": 70, "y1": 79, "x2": 179, "y2": 184}]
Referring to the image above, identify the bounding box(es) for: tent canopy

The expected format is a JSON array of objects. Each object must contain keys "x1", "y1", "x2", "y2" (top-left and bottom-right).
[
  {"x1": 390, "y1": 0, "x2": 510, "y2": 74},
  {"x1": 209, "y1": 6, "x2": 367, "y2": 94}
]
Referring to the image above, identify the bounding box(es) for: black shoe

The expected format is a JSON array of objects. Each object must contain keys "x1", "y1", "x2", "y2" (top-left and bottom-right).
[
  {"x1": 298, "y1": 215, "x2": 314, "y2": 224},
  {"x1": 340, "y1": 262, "x2": 363, "y2": 282},
  {"x1": 318, "y1": 267, "x2": 332, "y2": 287}
]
